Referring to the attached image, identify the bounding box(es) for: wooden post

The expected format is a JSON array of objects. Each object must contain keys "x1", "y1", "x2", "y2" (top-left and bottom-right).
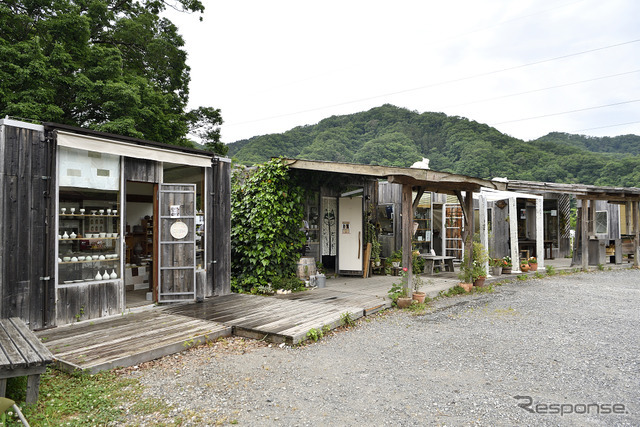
[
  {"x1": 509, "y1": 196, "x2": 520, "y2": 273},
  {"x1": 479, "y1": 194, "x2": 489, "y2": 275},
  {"x1": 582, "y1": 200, "x2": 589, "y2": 270},
  {"x1": 633, "y1": 202, "x2": 640, "y2": 268},
  {"x1": 535, "y1": 196, "x2": 545, "y2": 271},
  {"x1": 402, "y1": 183, "x2": 412, "y2": 295},
  {"x1": 461, "y1": 190, "x2": 474, "y2": 276}
]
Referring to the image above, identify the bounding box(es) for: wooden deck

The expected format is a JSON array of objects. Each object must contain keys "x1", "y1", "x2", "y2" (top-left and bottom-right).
[
  {"x1": 164, "y1": 293, "x2": 368, "y2": 344},
  {"x1": 36, "y1": 276, "x2": 395, "y2": 372},
  {"x1": 37, "y1": 311, "x2": 232, "y2": 374}
]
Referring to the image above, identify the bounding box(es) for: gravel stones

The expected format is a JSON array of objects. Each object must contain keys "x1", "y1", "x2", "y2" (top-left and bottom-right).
[{"x1": 118, "y1": 270, "x2": 640, "y2": 426}]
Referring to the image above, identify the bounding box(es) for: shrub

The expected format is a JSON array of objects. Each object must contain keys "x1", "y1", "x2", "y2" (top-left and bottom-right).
[{"x1": 231, "y1": 158, "x2": 307, "y2": 291}]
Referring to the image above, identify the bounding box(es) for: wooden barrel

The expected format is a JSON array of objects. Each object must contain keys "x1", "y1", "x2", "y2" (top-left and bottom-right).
[{"x1": 296, "y1": 256, "x2": 317, "y2": 279}]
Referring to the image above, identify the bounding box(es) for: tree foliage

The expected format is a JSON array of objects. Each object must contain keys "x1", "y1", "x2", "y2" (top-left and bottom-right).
[
  {"x1": 0, "y1": 0, "x2": 223, "y2": 151},
  {"x1": 230, "y1": 158, "x2": 306, "y2": 292},
  {"x1": 228, "y1": 104, "x2": 640, "y2": 186}
]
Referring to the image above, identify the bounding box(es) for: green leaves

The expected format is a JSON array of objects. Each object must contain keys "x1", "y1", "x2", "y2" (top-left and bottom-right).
[
  {"x1": 0, "y1": 0, "x2": 216, "y2": 148},
  {"x1": 231, "y1": 159, "x2": 306, "y2": 291}
]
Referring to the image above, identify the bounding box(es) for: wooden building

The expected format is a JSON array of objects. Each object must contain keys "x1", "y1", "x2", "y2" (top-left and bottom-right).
[
  {"x1": 283, "y1": 159, "x2": 505, "y2": 291},
  {"x1": 506, "y1": 180, "x2": 640, "y2": 269},
  {"x1": 0, "y1": 119, "x2": 231, "y2": 330}
]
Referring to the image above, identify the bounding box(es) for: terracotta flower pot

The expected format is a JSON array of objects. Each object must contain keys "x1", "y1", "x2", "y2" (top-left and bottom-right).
[
  {"x1": 529, "y1": 262, "x2": 538, "y2": 271},
  {"x1": 521, "y1": 264, "x2": 530, "y2": 273},
  {"x1": 412, "y1": 291, "x2": 426, "y2": 304},
  {"x1": 459, "y1": 282, "x2": 473, "y2": 292},
  {"x1": 396, "y1": 297, "x2": 413, "y2": 308},
  {"x1": 473, "y1": 276, "x2": 486, "y2": 287}
]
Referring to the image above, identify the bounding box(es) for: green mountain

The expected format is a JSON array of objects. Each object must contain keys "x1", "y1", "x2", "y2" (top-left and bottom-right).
[{"x1": 228, "y1": 104, "x2": 640, "y2": 187}]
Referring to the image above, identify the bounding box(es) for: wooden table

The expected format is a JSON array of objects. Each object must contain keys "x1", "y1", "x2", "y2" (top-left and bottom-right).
[
  {"x1": 420, "y1": 255, "x2": 456, "y2": 275},
  {"x1": 0, "y1": 318, "x2": 54, "y2": 403}
]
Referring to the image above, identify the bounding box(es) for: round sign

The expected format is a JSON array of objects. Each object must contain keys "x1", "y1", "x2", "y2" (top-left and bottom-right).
[{"x1": 170, "y1": 221, "x2": 189, "y2": 239}]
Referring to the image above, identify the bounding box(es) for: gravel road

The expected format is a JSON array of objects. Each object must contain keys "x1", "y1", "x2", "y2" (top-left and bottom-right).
[{"x1": 121, "y1": 269, "x2": 639, "y2": 426}]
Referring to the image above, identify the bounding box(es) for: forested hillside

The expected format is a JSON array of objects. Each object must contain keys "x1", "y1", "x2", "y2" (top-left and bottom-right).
[{"x1": 228, "y1": 105, "x2": 640, "y2": 187}]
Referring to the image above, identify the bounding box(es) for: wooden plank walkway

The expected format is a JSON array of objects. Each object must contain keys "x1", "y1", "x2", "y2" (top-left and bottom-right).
[
  {"x1": 35, "y1": 277, "x2": 395, "y2": 372},
  {"x1": 36, "y1": 311, "x2": 232, "y2": 374},
  {"x1": 275, "y1": 287, "x2": 390, "y2": 315},
  {"x1": 163, "y1": 293, "x2": 366, "y2": 344}
]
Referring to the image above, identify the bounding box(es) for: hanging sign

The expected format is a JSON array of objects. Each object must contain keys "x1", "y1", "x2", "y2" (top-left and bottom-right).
[
  {"x1": 170, "y1": 220, "x2": 189, "y2": 239},
  {"x1": 170, "y1": 205, "x2": 181, "y2": 218}
]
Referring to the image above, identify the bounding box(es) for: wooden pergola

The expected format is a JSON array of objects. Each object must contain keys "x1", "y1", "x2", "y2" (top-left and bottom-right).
[
  {"x1": 506, "y1": 180, "x2": 640, "y2": 269},
  {"x1": 283, "y1": 159, "x2": 506, "y2": 294}
]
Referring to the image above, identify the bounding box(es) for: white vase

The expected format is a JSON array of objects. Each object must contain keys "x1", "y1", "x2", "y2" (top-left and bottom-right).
[
  {"x1": 95, "y1": 271, "x2": 102, "y2": 281},
  {"x1": 63, "y1": 231, "x2": 69, "y2": 239},
  {"x1": 102, "y1": 271, "x2": 110, "y2": 280},
  {"x1": 69, "y1": 231, "x2": 77, "y2": 239},
  {"x1": 110, "y1": 269, "x2": 118, "y2": 280}
]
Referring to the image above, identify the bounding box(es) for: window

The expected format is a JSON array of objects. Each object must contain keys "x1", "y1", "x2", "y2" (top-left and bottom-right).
[{"x1": 595, "y1": 210, "x2": 608, "y2": 235}]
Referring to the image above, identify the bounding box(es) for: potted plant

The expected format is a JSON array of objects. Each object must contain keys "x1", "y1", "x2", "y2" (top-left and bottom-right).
[
  {"x1": 520, "y1": 261, "x2": 530, "y2": 273},
  {"x1": 528, "y1": 256, "x2": 538, "y2": 271},
  {"x1": 490, "y1": 258, "x2": 504, "y2": 276},
  {"x1": 388, "y1": 267, "x2": 412, "y2": 308},
  {"x1": 371, "y1": 236, "x2": 382, "y2": 267},
  {"x1": 412, "y1": 274, "x2": 426, "y2": 304},
  {"x1": 389, "y1": 249, "x2": 402, "y2": 268},
  {"x1": 471, "y1": 242, "x2": 489, "y2": 287},
  {"x1": 457, "y1": 257, "x2": 474, "y2": 293},
  {"x1": 502, "y1": 256, "x2": 512, "y2": 274}
]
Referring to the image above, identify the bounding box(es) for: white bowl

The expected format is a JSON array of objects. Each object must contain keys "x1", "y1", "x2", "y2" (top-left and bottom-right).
[
  {"x1": 99, "y1": 232, "x2": 107, "y2": 238},
  {"x1": 79, "y1": 209, "x2": 85, "y2": 214},
  {"x1": 71, "y1": 257, "x2": 78, "y2": 262},
  {"x1": 98, "y1": 209, "x2": 104, "y2": 214},
  {"x1": 92, "y1": 255, "x2": 99, "y2": 260},
  {"x1": 78, "y1": 256, "x2": 86, "y2": 261},
  {"x1": 86, "y1": 233, "x2": 93, "y2": 238},
  {"x1": 63, "y1": 257, "x2": 71, "y2": 262},
  {"x1": 98, "y1": 255, "x2": 106, "y2": 260},
  {"x1": 112, "y1": 210, "x2": 118, "y2": 216}
]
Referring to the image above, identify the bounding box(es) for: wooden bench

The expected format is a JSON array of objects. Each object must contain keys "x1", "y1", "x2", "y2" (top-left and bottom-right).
[
  {"x1": 0, "y1": 318, "x2": 54, "y2": 404},
  {"x1": 420, "y1": 255, "x2": 456, "y2": 275}
]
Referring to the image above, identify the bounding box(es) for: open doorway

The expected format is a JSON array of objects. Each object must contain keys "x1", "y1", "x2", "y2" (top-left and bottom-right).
[{"x1": 124, "y1": 181, "x2": 155, "y2": 308}]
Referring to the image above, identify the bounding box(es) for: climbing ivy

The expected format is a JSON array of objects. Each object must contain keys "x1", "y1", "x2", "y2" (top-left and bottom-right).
[{"x1": 231, "y1": 158, "x2": 306, "y2": 291}]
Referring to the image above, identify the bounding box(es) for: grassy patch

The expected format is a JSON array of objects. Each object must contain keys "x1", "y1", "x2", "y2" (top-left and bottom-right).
[
  {"x1": 439, "y1": 285, "x2": 467, "y2": 297},
  {"x1": 3, "y1": 368, "x2": 160, "y2": 426}
]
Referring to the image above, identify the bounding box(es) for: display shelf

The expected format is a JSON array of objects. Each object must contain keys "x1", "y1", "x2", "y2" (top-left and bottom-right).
[
  {"x1": 58, "y1": 193, "x2": 121, "y2": 285},
  {"x1": 58, "y1": 258, "x2": 120, "y2": 265}
]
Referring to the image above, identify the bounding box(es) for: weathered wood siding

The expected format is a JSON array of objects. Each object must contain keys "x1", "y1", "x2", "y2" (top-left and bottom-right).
[
  {"x1": 56, "y1": 281, "x2": 122, "y2": 325},
  {"x1": 208, "y1": 159, "x2": 231, "y2": 296},
  {"x1": 124, "y1": 158, "x2": 160, "y2": 183},
  {"x1": 0, "y1": 124, "x2": 56, "y2": 329},
  {"x1": 491, "y1": 200, "x2": 510, "y2": 258},
  {"x1": 377, "y1": 182, "x2": 402, "y2": 258}
]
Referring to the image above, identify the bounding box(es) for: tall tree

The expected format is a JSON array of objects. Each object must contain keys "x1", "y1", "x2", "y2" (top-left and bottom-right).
[{"x1": 0, "y1": 0, "x2": 223, "y2": 151}]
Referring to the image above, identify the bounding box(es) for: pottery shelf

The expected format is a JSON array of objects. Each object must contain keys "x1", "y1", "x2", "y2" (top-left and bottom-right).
[{"x1": 58, "y1": 258, "x2": 120, "y2": 265}]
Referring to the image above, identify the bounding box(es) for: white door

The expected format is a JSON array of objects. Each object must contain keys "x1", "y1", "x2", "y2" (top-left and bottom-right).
[{"x1": 338, "y1": 196, "x2": 363, "y2": 273}]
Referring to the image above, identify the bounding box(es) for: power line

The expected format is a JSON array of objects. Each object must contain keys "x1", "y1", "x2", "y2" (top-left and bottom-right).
[
  {"x1": 444, "y1": 69, "x2": 640, "y2": 108},
  {"x1": 492, "y1": 99, "x2": 640, "y2": 125},
  {"x1": 225, "y1": 38, "x2": 640, "y2": 128},
  {"x1": 572, "y1": 120, "x2": 640, "y2": 133}
]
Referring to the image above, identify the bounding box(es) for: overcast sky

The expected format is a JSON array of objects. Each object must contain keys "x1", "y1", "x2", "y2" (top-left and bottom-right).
[{"x1": 166, "y1": 0, "x2": 640, "y2": 144}]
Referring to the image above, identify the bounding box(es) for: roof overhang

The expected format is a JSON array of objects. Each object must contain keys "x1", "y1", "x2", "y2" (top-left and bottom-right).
[
  {"x1": 283, "y1": 158, "x2": 506, "y2": 195},
  {"x1": 506, "y1": 179, "x2": 640, "y2": 203}
]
